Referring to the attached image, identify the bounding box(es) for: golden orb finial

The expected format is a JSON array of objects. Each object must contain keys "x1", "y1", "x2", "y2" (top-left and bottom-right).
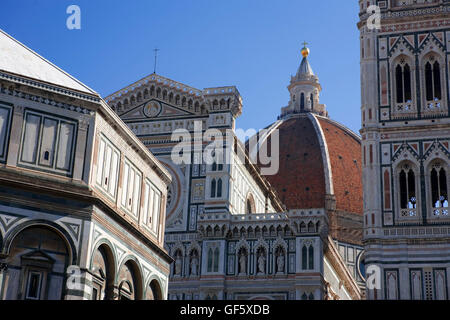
[{"x1": 301, "y1": 41, "x2": 310, "y2": 58}]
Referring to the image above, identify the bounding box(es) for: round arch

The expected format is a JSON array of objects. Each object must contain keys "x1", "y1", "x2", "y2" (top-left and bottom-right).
[
  {"x1": 3, "y1": 220, "x2": 77, "y2": 265},
  {"x1": 90, "y1": 240, "x2": 117, "y2": 300},
  {"x1": 246, "y1": 193, "x2": 256, "y2": 214},
  {"x1": 89, "y1": 239, "x2": 117, "y2": 272},
  {"x1": 4, "y1": 224, "x2": 73, "y2": 300},
  {"x1": 145, "y1": 276, "x2": 164, "y2": 300},
  {"x1": 116, "y1": 255, "x2": 144, "y2": 300}
]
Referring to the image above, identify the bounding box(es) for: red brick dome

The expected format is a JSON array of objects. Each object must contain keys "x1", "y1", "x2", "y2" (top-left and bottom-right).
[
  {"x1": 258, "y1": 113, "x2": 363, "y2": 216},
  {"x1": 251, "y1": 46, "x2": 363, "y2": 244}
]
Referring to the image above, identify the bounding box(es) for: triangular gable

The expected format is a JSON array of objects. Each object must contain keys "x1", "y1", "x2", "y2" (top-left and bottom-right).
[
  {"x1": 404, "y1": 35, "x2": 414, "y2": 48},
  {"x1": 418, "y1": 33, "x2": 429, "y2": 47},
  {"x1": 392, "y1": 143, "x2": 420, "y2": 162},
  {"x1": 433, "y1": 32, "x2": 444, "y2": 44},
  {"x1": 424, "y1": 142, "x2": 433, "y2": 153},
  {"x1": 389, "y1": 37, "x2": 399, "y2": 48},
  {"x1": 409, "y1": 143, "x2": 419, "y2": 153},
  {"x1": 389, "y1": 36, "x2": 414, "y2": 56},
  {"x1": 159, "y1": 104, "x2": 194, "y2": 117},
  {"x1": 120, "y1": 99, "x2": 195, "y2": 120},
  {"x1": 418, "y1": 33, "x2": 445, "y2": 53},
  {"x1": 21, "y1": 250, "x2": 55, "y2": 263},
  {"x1": 120, "y1": 106, "x2": 145, "y2": 120},
  {"x1": 423, "y1": 140, "x2": 450, "y2": 160}
]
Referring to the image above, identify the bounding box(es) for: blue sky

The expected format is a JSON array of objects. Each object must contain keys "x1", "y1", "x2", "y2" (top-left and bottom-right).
[{"x1": 1, "y1": 0, "x2": 362, "y2": 134}]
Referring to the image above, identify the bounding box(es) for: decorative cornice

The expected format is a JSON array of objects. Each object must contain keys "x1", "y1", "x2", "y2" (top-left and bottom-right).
[
  {"x1": 105, "y1": 73, "x2": 241, "y2": 104},
  {"x1": 0, "y1": 86, "x2": 95, "y2": 116},
  {"x1": 0, "y1": 71, "x2": 100, "y2": 103},
  {"x1": 359, "y1": 3, "x2": 449, "y2": 21}
]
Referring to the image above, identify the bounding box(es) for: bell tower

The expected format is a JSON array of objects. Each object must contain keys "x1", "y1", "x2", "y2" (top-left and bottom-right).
[{"x1": 358, "y1": 0, "x2": 450, "y2": 300}]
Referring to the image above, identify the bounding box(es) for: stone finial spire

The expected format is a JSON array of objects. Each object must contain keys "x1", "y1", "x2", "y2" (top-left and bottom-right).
[{"x1": 280, "y1": 44, "x2": 328, "y2": 119}]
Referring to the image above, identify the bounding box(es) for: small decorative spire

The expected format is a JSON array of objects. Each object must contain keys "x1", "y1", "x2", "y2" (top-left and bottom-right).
[{"x1": 301, "y1": 41, "x2": 310, "y2": 58}]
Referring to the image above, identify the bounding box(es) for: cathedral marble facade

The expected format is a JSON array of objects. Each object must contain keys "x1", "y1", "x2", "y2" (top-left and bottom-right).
[
  {"x1": 359, "y1": 0, "x2": 450, "y2": 300},
  {"x1": 106, "y1": 47, "x2": 364, "y2": 300}
]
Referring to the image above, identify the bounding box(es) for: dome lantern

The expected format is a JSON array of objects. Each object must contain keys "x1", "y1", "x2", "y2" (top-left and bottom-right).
[{"x1": 281, "y1": 42, "x2": 327, "y2": 119}]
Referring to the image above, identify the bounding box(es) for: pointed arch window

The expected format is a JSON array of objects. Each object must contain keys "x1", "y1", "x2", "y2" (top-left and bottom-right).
[
  {"x1": 246, "y1": 194, "x2": 255, "y2": 214},
  {"x1": 395, "y1": 62, "x2": 412, "y2": 104},
  {"x1": 207, "y1": 247, "x2": 220, "y2": 273},
  {"x1": 300, "y1": 93, "x2": 305, "y2": 111},
  {"x1": 308, "y1": 246, "x2": 314, "y2": 270},
  {"x1": 217, "y1": 178, "x2": 223, "y2": 198},
  {"x1": 207, "y1": 248, "x2": 213, "y2": 273},
  {"x1": 398, "y1": 163, "x2": 417, "y2": 217},
  {"x1": 430, "y1": 162, "x2": 448, "y2": 216},
  {"x1": 301, "y1": 244, "x2": 315, "y2": 270},
  {"x1": 213, "y1": 248, "x2": 220, "y2": 272},
  {"x1": 247, "y1": 199, "x2": 253, "y2": 214},
  {"x1": 302, "y1": 245, "x2": 307, "y2": 270},
  {"x1": 425, "y1": 59, "x2": 442, "y2": 102},
  {"x1": 210, "y1": 179, "x2": 216, "y2": 198}
]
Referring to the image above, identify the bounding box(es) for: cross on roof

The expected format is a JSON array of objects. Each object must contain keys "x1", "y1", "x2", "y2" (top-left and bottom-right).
[
  {"x1": 302, "y1": 41, "x2": 308, "y2": 48},
  {"x1": 153, "y1": 48, "x2": 160, "y2": 74}
]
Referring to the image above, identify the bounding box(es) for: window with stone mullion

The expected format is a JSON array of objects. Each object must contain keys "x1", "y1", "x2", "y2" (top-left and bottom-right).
[
  {"x1": 431, "y1": 167, "x2": 448, "y2": 209},
  {"x1": 399, "y1": 169, "x2": 416, "y2": 209}
]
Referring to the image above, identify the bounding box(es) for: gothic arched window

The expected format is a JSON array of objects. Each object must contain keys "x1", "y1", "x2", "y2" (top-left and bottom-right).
[
  {"x1": 430, "y1": 162, "x2": 448, "y2": 216},
  {"x1": 213, "y1": 248, "x2": 220, "y2": 272},
  {"x1": 212, "y1": 162, "x2": 217, "y2": 172},
  {"x1": 300, "y1": 93, "x2": 305, "y2": 111},
  {"x1": 246, "y1": 194, "x2": 255, "y2": 214},
  {"x1": 395, "y1": 62, "x2": 412, "y2": 104},
  {"x1": 302, "y1": 245, "x2": 308, "y2": 270},
  {"x1": 308, "y1": 246, "x2": 314, "y2": 270},
  {"x1": 217, "y1": 178, "x2": 223, "y2": 198},
  {"x1": 247, "y1": 199, "x2": 253, "y2": 214},
  {"x1": 207, "y1": 248, "x2": 213, "y2": 273},
  {"x1": 398, "y1": 163, "x2": 417, "y2": 217},
  {"x1": 210, "y1": 179, "x2": 216, "y2": 198},
  {"x1": 425, "y1": 59, "x2": 442, "y2": 102}
]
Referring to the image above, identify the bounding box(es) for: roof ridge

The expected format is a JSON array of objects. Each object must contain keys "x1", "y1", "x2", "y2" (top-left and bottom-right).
[
  {"x1": 0, "y1": 29, "x2": 97, "y2": 95},
  {"x1": 104, "y1": 73, "x2": 204, "y2": 102}
]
